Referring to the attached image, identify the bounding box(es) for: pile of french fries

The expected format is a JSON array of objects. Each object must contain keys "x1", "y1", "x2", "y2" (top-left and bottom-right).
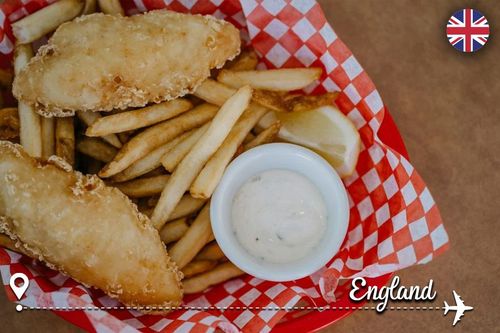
[{"x1": 0, "y1": 0, "x2": 339, "y2": 295}]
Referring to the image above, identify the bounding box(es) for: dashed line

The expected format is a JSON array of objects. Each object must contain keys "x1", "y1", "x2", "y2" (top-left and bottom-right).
[{"x1": 17, "y1": 305, "x2": 445, "y2": 312}]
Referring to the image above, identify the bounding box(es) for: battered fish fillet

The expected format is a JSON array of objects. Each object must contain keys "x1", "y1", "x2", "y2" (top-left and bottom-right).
[
  {"x1": 0, "y1": 141, "x2": 182, "y2": 311},
  {"x1": 12, "y1": 10, "x2": 240, "y2": 117}
]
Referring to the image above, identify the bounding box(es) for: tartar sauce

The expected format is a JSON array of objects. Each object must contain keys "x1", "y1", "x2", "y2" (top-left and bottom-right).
[{"x1": 231, "y1": 169, "x2": 327, "y2": 264}]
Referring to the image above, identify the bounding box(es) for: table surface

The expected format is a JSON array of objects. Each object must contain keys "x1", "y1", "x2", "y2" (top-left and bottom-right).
[{"x1": 1, "y1": 1, "x2": 499, "y2": 332}]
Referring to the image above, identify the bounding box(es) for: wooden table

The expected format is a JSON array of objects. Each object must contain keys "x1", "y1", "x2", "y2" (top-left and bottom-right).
[{"x1": 1, "y1": 1, "x2": 498, "y2": 332}]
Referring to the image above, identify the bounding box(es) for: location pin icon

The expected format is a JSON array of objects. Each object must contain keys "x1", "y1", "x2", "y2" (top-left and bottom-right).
[{"x1": 9, "y1": 273, "x2": 29, "y2": 300}]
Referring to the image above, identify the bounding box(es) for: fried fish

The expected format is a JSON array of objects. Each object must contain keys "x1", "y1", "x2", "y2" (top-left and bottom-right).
[
  {"x1": 0, "y1": 141, "x2": 182, "y2": 311},
  {"x1": 12, "y1": 10, "x2": 240, "y2": 117}
]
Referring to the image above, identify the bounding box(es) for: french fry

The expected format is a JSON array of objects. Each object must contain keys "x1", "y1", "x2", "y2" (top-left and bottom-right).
[
  {"x1": 14, "y1": 44, "x2": 42, "y2": 157},
  {"x1": 159, "y1": 218, "x2": 189, "y2": 244},
  {"x1": 252, "y1": 89, "x2": 288, "y2": 112},
  {"x1": 113, "y1": 175, "x2": 170, "y2": 198},
  {"x1": 100, "y1": 104, "x2": 218, "y2": 178},
  {"x1": 252, "y1": 91, "x2": 339, "y2": 113},
  {"x1": 86, "y1": 99, "x2": 193, "y2": 136},
  {"x1": 0, "y1": 68, "x2": 13, "y2": 88},
  {"x1": 182, "y1": 260, "x2": 217, "y2": 279},
  {"x1": 243, "y1": 121, "x2": 281, "y2": 151},
  {"x1": 82, "y1": 0, "x2": 97, "y2": 14},
  {"x1": 151, "y1": 86, "x2": 252, "y2": 228},
  {"x1": 193, "y1": 79, "x2": 234, "y2": 106},
  {"x1": 17, "y1": 100, "x2": 42, "y2": 157},
  {"x1": 283, "y1": 92, "x2": 339, "y2": 112},
  {"x1": 97, "y1": 0, "x2": 124, "y2": 15},
  {"x1": 226, "y1": 49, "x2": 258, "y2": 71},
  {"x1": 41, "y1": 117, "x2": 55, "y2": 158},
  {"x1": 190, "y1": 104, "x2": 267, "y2": 199},
  {"x1": 195, "y1": 242, "x2": 224, "y2": 261},
  {"x1": 0, "y1": 108, "x2": 19, "y2": 140},
  {"x1": 160, "y1": 123, "x2": 209, "y2": 172},
  {"x1": 140, "y1": 195, "x2": 205, "y2": 221},
  {"x1": 183, "y1": 262, "x2": 244, "y2": 294},
  {"x1": 11, "y1": 0, "x2": 84, "y2": 44},
  {"x1": 147, "y1": 194, "x2": 206, "y2": 220},
  {"x1": 169, "y1": 195, "x2": 206, "y2": 221},
  {"x1": 195, "y1": 79, "x2": 286, "y2": 112},
  {"x1": 217, "y1": 68, "x2": 322, "y2": 91},
  {"x1": 112, "y1": 129, "x2": 194, "y2": 182},
  {"x1": 77, "y1": 137, "x2": 117, "y2": 163},
  {"x1": 55, "y1": 117, "x2": 75, "y2": 166},
  {"x1": 168, "y1": 204, "x2": 213, "y2": 269},
  {"x1": 76, "y1": 111, "x2": 122, "y2": 148}
]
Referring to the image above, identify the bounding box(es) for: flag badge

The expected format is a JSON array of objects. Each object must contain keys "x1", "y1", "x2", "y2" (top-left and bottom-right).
[{"x1": 446, "y1": 9, "x2": 489, "y2": 53}]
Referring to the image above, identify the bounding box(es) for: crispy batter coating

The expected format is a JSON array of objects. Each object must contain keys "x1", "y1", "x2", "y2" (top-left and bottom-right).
[
  {"x1": 12, "y1": 10, "x2": 240, "y2": 117},
  {"x1": 0, "y1": 141, "x2": 182, "y2": 311}
]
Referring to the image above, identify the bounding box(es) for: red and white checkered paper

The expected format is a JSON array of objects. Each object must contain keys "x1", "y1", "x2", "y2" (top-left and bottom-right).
[{"x1": 0, "y1": 0, "x2": 449, "y2": 332}]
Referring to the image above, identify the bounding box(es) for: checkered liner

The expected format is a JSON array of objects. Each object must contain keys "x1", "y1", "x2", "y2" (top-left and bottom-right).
[{"x1": 0, "y1": 0, "x2": 449, "y2": 332}]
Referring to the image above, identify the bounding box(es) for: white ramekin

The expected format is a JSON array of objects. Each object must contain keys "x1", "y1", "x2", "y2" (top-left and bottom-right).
[{"x1": 210, "y1": 143, "x2": 349, "y2": 282}]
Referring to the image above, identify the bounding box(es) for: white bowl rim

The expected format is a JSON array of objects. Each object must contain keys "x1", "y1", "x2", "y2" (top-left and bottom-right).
[{"x1": 210, "y1": 143, "x2": 350, "y2": 282}]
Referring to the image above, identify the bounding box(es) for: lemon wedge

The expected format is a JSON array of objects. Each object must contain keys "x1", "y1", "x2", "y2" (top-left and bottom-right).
[{"x1": 257, "y1": 106, "x2": 360, "y2": 178}]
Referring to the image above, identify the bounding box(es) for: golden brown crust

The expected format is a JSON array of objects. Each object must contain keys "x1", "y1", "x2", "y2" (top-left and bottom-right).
[
  {"x1": 12, "y1": 10, "x2": 241, "y2": 116},
  {"x1": 0, "y1": 141, "x2": 183, "y2": 312}
]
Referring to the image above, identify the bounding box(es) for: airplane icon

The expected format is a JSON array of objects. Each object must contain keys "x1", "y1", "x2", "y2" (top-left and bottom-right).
[{"x1": 443, "y1": 290, "x2": 473, "y2": 326}]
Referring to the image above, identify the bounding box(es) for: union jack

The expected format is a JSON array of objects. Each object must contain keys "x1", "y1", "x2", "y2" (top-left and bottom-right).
[{"x1": 446, "y1": 8, "x2": 489, "y2": 53}]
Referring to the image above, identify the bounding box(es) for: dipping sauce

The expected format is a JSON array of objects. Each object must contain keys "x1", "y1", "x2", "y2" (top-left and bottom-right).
[{"x1": 231, "y1": 169, "x2": 327, "y2": 264}]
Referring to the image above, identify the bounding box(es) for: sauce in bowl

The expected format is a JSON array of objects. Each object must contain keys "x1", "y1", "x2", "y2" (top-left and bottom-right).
[
  {"x1": 211, "y1": 143, "x2": 349, "y2": 281},
  {"x1": 231, "y1": 169, "x2": 327, "y2": 264}
]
